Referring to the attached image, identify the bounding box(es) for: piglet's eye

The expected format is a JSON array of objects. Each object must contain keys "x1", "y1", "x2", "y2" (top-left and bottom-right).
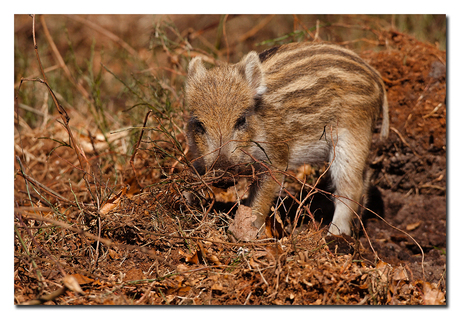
[
  {"x1": 190, "y1": 118, "x2": 206, "y2": 134},
  {"x1": 235, "y1": 115, "x2": 247, "y2": 130},
  {"x1": 196, "y1": 121, "x2": 205, "y2": 134}
]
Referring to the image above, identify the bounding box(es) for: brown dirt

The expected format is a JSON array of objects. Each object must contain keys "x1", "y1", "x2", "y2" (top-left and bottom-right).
[
  {"x1": 360, "y1": 30, "x2": 446, "y2": 284},
  {"x1": 14, "y1": 15, "x2": 446, "y2": 305}
]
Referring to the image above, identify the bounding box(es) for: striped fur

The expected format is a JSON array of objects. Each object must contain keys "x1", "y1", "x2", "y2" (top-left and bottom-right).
[{"x1": 186, "y1": 42, "x2": 389, "y2": 236}]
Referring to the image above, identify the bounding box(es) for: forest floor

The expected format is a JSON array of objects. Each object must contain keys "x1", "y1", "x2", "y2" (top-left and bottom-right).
[{"x1": 13, "y1": 14, "x2": 446, "y2": 305}]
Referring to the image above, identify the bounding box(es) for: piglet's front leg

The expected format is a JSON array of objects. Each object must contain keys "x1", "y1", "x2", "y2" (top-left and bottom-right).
[{"x1": 246, "y1": 172, "x2": 284, "y2": 234}]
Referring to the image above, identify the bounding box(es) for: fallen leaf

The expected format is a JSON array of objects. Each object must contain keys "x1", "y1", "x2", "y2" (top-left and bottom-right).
[
  {"x1": 375, "y1": 260, "x2": 391, "y2": 283},
  {"x1": 406, "y1": 221, "x2": 421, "y2": 231},
  {"x1": 108, "y1": 249, "x2": 121, "y2": 260},
  {"x1": 422, "y1": 282, "x2": 445, "y2": 305},
  {"x1": 100, "y1": 187, "x2": 127, "y2": 215},
  {"x1": 393, "y1": 266, "x2": 409, "y2": 281},
  {"x1": 228, "y1": 205, "x2": 258, "y2": 241},
  {"x1": 249, "y1": 257, "x2": 259, "y2": 268},
  {"x1": 185, "y1": 251, "x2": 199, "y2": 265},
  {"x1": 166, "y1": 294, "x2": 175, "y2": 304},
  {"x1": 211, "y1": 282, "x2": 224, "y2": 291},
  {"x1": 70, "y1": 273, "x2": 94, "y2": 285},
  {"x1": 312, "y1": 299, "x2": 322, "y2": 305},
  {"x1": 196, "y1": 241, "x2": 207, "y2": 263},
  {"x1": 126, "y1": 177, "x2": 142, "y2": 198},
  {"x1": 63, "y1": 275, "x2": 84, "y2": 294},
  {"x1": 125, "y1": 268, "x2": 145, "y2": 281},
  {"x1": 265, "y1": 210, "x2": 287, "y2": 239},
  {"x1": 175, "y1": 275, "x2": 185, "y2": 285},
  {"x1": 208, "y1": 255, "x2": 222, "y2": 265},
  {"x1": 178, "y1": 286, "x2": 191, "y2": 296},
  {"x1": 358, "y1": 282, "x2": 369, "y2": 290},
  {"x1": 176, "y1": 264, "x2": 189, "y2": 273},
  {"x1": 265, "y1": 242, "x2": 284, "y2": 257}
]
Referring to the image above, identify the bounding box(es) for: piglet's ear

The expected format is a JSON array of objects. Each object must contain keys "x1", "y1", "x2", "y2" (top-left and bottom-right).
[
  {"x1": 188, "y1": 57, "x2": 207, "y2": 79},
  {"x1": 240, "y1": 51, "x2": 266, "y2": 97}
]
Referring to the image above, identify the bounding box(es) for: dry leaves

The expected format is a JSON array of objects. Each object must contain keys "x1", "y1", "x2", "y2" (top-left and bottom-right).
[{"x1": 228, "y1": 205, "x2": 259, "y2": 241}]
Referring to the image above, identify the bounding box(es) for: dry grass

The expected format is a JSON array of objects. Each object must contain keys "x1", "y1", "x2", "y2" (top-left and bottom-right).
[{"x1": 13, "y1": 14, "x2": 446, "y2": 306}]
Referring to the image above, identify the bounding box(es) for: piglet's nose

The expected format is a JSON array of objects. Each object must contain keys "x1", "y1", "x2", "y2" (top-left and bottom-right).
[{"x1": 206, "y1": 169, "x2": 237, "y2": 189}]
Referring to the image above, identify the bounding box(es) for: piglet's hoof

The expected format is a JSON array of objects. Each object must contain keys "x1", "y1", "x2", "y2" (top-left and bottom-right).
[
  {"x1": 228, "y1": 205, "x2": 259, "y2": 242},
  {"x1": 324, "y1": 233, "x2": 355, "y2": 255}
]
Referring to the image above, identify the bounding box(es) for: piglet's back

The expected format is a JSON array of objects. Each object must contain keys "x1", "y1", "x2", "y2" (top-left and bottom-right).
[{"x1": 258, "y1": 42, "x2": 388, "y2": 141}]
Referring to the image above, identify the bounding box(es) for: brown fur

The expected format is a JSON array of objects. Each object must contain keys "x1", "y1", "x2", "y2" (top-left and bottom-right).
[{"x1": 186, "y1": 42, "x2": 389, "y2": 236}]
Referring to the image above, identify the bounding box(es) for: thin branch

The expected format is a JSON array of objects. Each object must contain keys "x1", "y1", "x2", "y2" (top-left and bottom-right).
[
  {"x1": 66, "y1": 14, "x2": 139, "y2": 58},
  {"x1": 16, "y1": 156, "x2": 74, "y2": 204},
  {"x1": 39, "y1": 15, "x2": 91, "y2": 101},
  {"x1": 130, "y1": 111, "x2": 152, "y2": 187},
  {"x1": 238, "y1": 15, "x2": 275, "y2": 43},
  {"x1": 24, "y1": 15, "x2": 91, "y2": 176},
  {"x1": 16, "y1": 210, "x2": 158, "y2": 258}
]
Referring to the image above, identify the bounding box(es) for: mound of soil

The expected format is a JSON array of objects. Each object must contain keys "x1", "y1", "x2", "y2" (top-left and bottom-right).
[{"x1": 359, "y1": 30, "x2": 446, "y2": 283}]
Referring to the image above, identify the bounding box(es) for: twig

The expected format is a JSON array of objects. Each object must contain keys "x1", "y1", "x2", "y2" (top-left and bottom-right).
[
  {"x1": 326, "y1": 280, "x2": 344, "y2": 304},
  {"x1": 327, "y1": 22, "x2": 381, "y2": 38},
  {"x1": 22, "y1": 15, "x2": 91, "y2": 176},
  {"x1": 15, "y1": 212, "x2": 68, "y2": 278},
  {"x1": 222, "y1": 14, "x2": 230, "y2": 62},
  {"x1": 422, "y1": 103, "x2": 443, "y2": 119},
  {"x1": 292, "y1": 15, "x2": 315, "y2": 40},
  {"x1": 255, "y1": 265, "x2": 269, "y2": 287},
  {"x1": 238, "y1": 15, "x2": 275, "y2": 43},
  {"x1": 240, "y1": 149, "x2": 302, "y2": 207},
  {"x1": 135, "y1": 279, "x2": 156, "y2": 305},
  {"x1": 314, "y1": 19, "x2": 321, "y2": 42},
  {"x1": 39, "y1": 15, "x2": 91, "y2": 101},
  {"x1": 390, "y1": 127, "x2": 420, "y2": 157},
  {"x1": 93, "y1": 214, "x2": 102, "y2": 271},
  {"x1": 336, "y1": 38, "x2": 380, "y2": 46},
  {"x1": 20, "y1": 274, "x2": 84, "y2": 305},
  {"x1": 15, "y1": 211, "x2": 158, "y2": 259},
  {"x1": 19, "y1": 15, "x2": 95, "y2": 208},
  {"x1": 66, "y1": 15, "x2": 139, "y2": 58},
  {"x1": 20, "y1": 287, "x2": 67, "y2": 305},
  {"x1": 14, "y1": 224, "x2": 44, "y2": 288},
  {"x1": 17, "y1": 103, "x2": 45, "y2": 116},
  {"x1": 381, "y1": 76, "x2": 410, "y2": 85},
  {"x1": 13, "y1": 64, "x2": 60, "y2": 88},
  {"x1": 16, "y1": 156, "x2": 74, "y2": 204},
  {"x1": 130, "y1": 110, "x2": 152, "y2": 187},
  {"x1": 293, "y1": 124, "x2": 338, "y2": 229}
]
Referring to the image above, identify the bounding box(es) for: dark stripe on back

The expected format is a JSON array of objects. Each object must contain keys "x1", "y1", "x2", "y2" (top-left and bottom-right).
[
  {"x1": 282, "y1": 75, "x2": 375, "y2": 101},
  {"x1": 265, "y1": 44, "x2": 370, "y2": 74},
  {"x1": 263, "y1": 44, "x2": 383, "y2": 92},
  {"x1": 266, "y1": 58, "x2": 380, "y2": 93}
]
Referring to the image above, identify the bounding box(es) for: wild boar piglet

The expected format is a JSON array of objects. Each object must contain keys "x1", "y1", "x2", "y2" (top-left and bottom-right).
[{"x1": 186, "y1": 42, "x2": 389, "y2": 236}]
